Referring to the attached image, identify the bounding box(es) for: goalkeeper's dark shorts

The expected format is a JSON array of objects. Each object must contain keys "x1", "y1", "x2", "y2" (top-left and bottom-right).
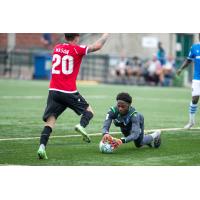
[
  {"x1": 120, "y1": 130, "x2": 144, "y2": 148},
  {"x1": 42, "y1": 90, "x2": 89, "y2": 122},
  {"x1": 120, "y1": 113, "x2": 144, "y2": 148}
]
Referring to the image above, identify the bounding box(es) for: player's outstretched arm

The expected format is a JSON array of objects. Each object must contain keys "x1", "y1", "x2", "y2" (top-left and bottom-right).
[
  {"x1": 176, "y1": 59, "x2": 192, "y2": 76},
  {"x1": 87, "y1": 33, "x2": 109, "y2": 53}
]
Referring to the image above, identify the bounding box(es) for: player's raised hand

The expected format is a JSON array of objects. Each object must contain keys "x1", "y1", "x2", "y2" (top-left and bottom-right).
[{"x1": 88, "y1": 33, "x2": 109, "y2": 53}]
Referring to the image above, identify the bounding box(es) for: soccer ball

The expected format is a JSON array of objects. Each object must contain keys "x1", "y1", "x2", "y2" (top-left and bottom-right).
[{"x1": 99, "y1": 141, "x2": 113, "y2": 153}]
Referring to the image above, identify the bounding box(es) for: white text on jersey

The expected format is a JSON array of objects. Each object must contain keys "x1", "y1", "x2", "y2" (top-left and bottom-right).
[{"x1": 55, "y1": 48, "x2": 69, "y2": 54}]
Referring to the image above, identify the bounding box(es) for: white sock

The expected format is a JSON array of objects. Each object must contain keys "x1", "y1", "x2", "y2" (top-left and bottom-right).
[
  {"x1": 189, "y1": 113, "x2": 195, "y2": 124},
  {"x1": 189, "y1": 102, "x2": 198, "y2": 124}
]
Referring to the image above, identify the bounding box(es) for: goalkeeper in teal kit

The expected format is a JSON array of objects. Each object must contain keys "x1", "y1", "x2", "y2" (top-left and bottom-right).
[{"x1": 101, "y1": 92, "x2": 161, "y2": 151}]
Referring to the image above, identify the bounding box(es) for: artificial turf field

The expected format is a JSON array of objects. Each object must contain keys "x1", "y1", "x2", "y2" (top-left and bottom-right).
[{"x1": 0, "y1": 79, "x2": 200, "y2": 166}]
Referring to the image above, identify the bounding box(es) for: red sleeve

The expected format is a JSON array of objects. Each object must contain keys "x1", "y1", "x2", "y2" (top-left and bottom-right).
[{"x1": 75, "y1": 45, "x2": 88, "y2": 56}]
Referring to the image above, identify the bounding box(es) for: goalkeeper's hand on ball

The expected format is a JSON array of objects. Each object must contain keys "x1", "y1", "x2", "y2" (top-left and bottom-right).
[
  {"x1": 111, "y1": 137, "x2": 122, "y2": 149},
  {"x1": 102, "y1": 133, "x2": 113, "y2": 143},
  {"x1": 102, "y1": 134, "x2": 122, "y2": 150}
]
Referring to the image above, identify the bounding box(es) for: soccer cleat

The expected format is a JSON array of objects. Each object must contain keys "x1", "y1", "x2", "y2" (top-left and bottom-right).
[
  {"x1": 75, "y1": 124, "x2": 91, "y2": 143},
  {"x1": 148, "y1": 130, "x2": 161, "y2": 148},
  {"x1": 184, "y1": 122, "x2": 195, "y2": 129},
  {"x1": 37, "y1": 148, "x2": 48, "y2": 160},
  {"x1": 153, "y1": 130, "x2": 161, "y2": 148}
]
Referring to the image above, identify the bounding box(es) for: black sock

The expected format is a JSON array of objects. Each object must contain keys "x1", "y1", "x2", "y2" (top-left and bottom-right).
[
  {"x1": 40, "y1": 126, "x2": 52, "y2": 146},
  {"x1": 80, "y1": 111, "x2": 94, "y2": 128}
]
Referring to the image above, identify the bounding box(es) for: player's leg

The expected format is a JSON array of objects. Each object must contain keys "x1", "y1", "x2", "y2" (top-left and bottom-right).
[
  {"x1": 134, "y1": 131, "x2": 161, "y2": 148},
  {"x1": 80, "y1": 105, "x2": 94, "y2": 128},
  {"x1": 133, "y1": 133, "x2": 155, "y2": 148},
  {"x1": 75, "y1": 105, "x2": 94, "y2": 143},
  {"x1": 184, "y1": 96, "x2": 199, "y2": 129},
  {"x1": 38, "y1": 116, "x2": 56, "y2": 159},
  {"x1": 38, "y1": 91, "x2": 66, "y2": 159},
  {"x1": 184, "y1": 80, "x2": 200, "y2": 129},
  {"x1": 140, "y1": 114, "x2": 161, "y2": 148},
  {"x1": 134, "y1": 114, "x2": 152, "y2": 147},
  {"x1": 134, "y1": 114, "x2": 161, "y2": 148},
  {"x1": 67, "y1": 92, "x2": 93, "y2": 143}
]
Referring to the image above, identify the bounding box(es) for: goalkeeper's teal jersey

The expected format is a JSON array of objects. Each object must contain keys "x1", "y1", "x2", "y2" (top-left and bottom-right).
[
  {"x1": 102, "y1": 106, "x2": 144, "y2": 142},
  {"x1": 110, "y1": 106, "x2": 137, "y2": 127}
]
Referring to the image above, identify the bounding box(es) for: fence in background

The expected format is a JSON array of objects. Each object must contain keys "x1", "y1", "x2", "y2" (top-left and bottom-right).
[
  {"x1": 0, "y1": 49, "x2": 110, "y2": 82},
  {"x1": 0, "y1": 49, "x2": 189, "y2": 86}
]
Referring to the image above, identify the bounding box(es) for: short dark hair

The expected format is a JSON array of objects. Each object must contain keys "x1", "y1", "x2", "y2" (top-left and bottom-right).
[
  {"x1": 64, "y1": 33, "x2": 80, "y2": 41},
  {"x1": 116, "y1": 92, "x2": 132, "y2": 104}
]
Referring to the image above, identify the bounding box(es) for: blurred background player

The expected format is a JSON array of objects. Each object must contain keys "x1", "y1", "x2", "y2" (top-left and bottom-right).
[
  {"x1": 157, "y1": 41, "x2": 166, "y2": 66},
  {"x1": 101, "y1": 92, "x2": 161, "y2": 151},
  {"x1": 143, "y1": 54, "x2": 163, "y2": 86},
  {"x1": 162, "y1": 55, "x2": 176, "y2": 86},
  {"x1": 176, "y1": 34, "x2": 200, "y2": 129},
  {"x1": 114, "y1": 51, "x2": 129, "y2": 83},
  {"x1": 41, "y1": 33, "x2": 52, "y2": 49},
  {"x1": 125, "y1": 56, "x2": 143, "y2": 85},
  {"x1": 38, "y1": 33, "x2": 109, "y2": 159}
]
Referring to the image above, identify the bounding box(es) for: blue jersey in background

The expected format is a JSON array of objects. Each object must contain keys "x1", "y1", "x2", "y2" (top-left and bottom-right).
[{"x1": 187, "y1": 43, "x2": 200, "y2": 80}]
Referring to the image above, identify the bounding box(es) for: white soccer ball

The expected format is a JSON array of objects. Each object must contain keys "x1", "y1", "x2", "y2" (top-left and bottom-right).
[{"x1": 99, "y1": 141, "x2": 113, "y2": 153}]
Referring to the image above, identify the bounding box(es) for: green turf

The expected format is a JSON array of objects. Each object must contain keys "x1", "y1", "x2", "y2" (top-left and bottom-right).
[{"x1": 0, "y1": 79, "x2": 200, "y2": 165}]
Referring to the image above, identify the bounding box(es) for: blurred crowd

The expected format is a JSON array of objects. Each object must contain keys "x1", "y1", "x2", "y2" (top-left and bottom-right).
[
  {"x1": 1, "y1": 35, "x2": 177, "y2": 85},
  {"x1": 112, "y1": 42, "x2": 176, "y2": 86}
]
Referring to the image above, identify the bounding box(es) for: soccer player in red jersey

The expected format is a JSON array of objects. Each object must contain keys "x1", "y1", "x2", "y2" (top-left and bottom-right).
[{"x1": 38, "y1": 33, "x2": 109, "y2": 159}]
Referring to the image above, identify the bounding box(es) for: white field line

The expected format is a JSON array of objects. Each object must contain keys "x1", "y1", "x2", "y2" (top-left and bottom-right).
[{"x1": 0, "y1": 127, "x2": 199, "y2": 142}]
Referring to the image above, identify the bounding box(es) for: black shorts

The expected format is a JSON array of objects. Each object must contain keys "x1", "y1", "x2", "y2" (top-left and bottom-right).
[{"x1": 42, "y1": 90, "x2": 89, "y2": 122}]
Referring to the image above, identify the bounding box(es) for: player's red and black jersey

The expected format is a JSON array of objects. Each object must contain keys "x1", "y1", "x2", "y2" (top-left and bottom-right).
[{"x1": 49, "y1": 43, "x2": 88, "y2": 93}]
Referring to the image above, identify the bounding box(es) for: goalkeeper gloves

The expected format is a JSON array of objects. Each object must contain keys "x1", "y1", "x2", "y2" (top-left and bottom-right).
[
  {"x1": 112, "y1": 138, "x2": 122, "y2": 149},
  {"x1": 102, "y1": 134, "x2": 123, "y2": 150},
  {"x1": 102, "y1": 133, "x2": 113, "y2": 143}
]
